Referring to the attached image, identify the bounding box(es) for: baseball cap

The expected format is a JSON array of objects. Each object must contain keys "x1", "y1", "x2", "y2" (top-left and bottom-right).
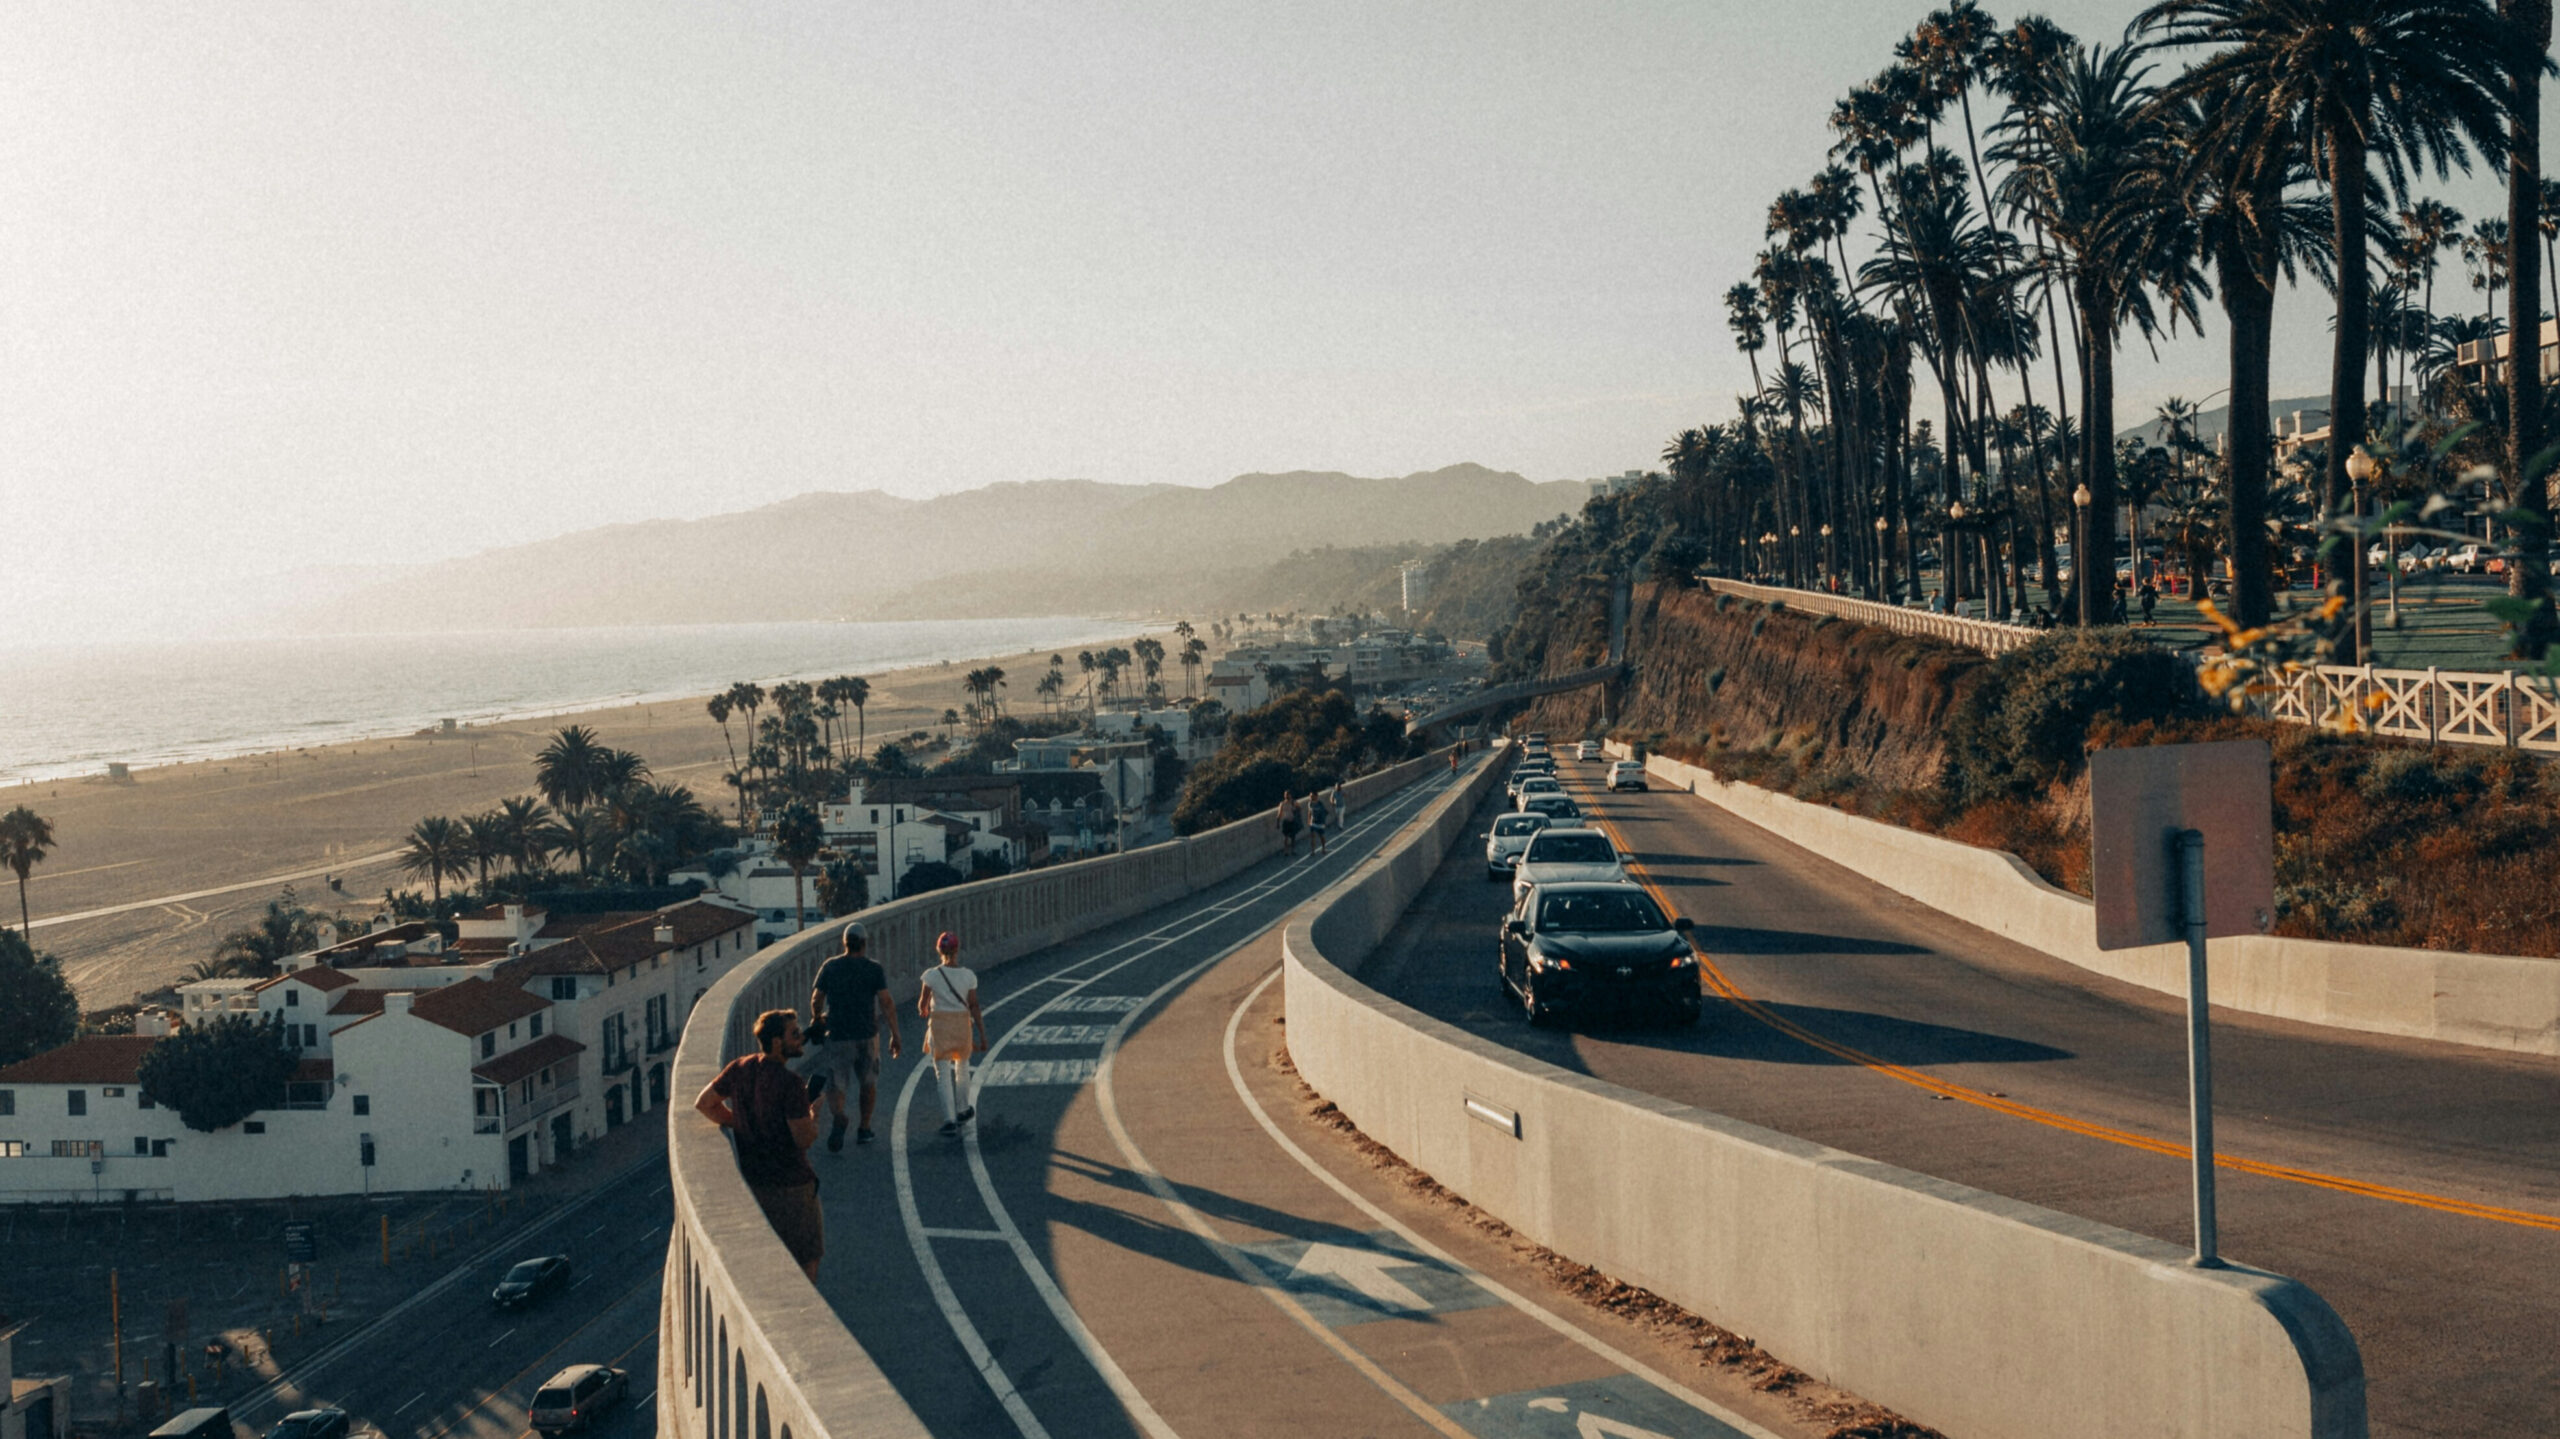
[
  {"x1": 841, "y1": 921, "x2": 866, "y2": 947},
  {"x1": 935, "y1": 930, "x2": 961, "y2": 952}
]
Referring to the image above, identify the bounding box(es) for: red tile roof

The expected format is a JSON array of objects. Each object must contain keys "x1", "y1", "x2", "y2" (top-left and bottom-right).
[
  {"x1": 329, "y1": 989, "x2": 391, "y2": 1017},
  {"x1": 471, "y1": 1033, "x2": 585, "y2": 1086},
  {"x1": 650, "y1": 899, "x2": 756, "y2": 947},
  {"x1": 255, "y1": 966, "x2": 357, "y2": 994},
  {"x1": 309, "y1": 923, "x2": 435, "y2": 960},
  {"x1": 0, "y1": 1036, "x2": 159, "y2": 1085},
  {"x1": 456, "y1": 903, "x2": 546, "y2": 922},
  {"x1": 407, "y1": 979, "x2": 549, "y2": 1038}
]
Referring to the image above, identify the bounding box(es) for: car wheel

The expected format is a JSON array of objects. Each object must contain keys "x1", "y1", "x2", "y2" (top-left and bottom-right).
[{"x1": 1672, "y1": 997, "x2": 1702, "y2": 1027}]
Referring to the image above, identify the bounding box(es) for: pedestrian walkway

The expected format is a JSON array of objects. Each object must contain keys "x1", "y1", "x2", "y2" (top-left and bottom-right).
[{"x1": 785, "y1": 764, "x2": 1817, "y2": 1438}]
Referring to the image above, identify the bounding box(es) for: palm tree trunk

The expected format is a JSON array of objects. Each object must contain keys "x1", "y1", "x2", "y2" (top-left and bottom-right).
[
  {"x1": 2326, "y1": 125, "x2": 2371, "y2": 662},
  {"x1": 2078, "y1": 285, "x2": 2122, "y2": 629},
  {"x1": 2506, "y1": 0, "x2": 2554, "y2": 652},
  {"x1": 15, "y1": 874, "x2": 27, "y2": 938},
  {"x1": 2223, "y1": 230, "x2": 2280, "y2": 629}
]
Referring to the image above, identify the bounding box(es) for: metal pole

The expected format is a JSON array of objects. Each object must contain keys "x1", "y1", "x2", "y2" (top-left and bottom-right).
[{"x1": 2179, "y1": 829, "x2": 2221, "y2": 1266}]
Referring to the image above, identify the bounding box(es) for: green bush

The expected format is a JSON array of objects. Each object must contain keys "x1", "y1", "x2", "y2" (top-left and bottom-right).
[
  {"x1": 2355, "y1": 749, "x2": 2479, "y2": 806},
  {"x1": 137, "y1": 1014, "x2": 298, "y2": 1133},
  {"x1": 1172, "y1": 688, "x2": 1415, "y2": 833},
  {"x1": 0, "y1": 929, "x2": 77, "y2": 1068},
  {"x1": 1945, "y1": 630, "x2": 2184, "y2": 805}
]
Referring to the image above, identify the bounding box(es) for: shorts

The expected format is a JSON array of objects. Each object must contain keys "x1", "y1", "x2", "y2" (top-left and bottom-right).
[
  {"x1": 750, "y1": 1180, "x2": 823, "y2": 1269},
  {"x1": 811, "y1": 1036, "x2": 879, "y2": 1089},
  {"x1": 1281, "y1": 819, "x2": 1303, "y2": 840}
]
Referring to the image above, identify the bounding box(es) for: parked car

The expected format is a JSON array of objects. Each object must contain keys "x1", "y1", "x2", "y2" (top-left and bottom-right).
[
  {"x1": 528, "y1": 1366, "x2": 629, "y2": 1437},
  {"x1": 1484, "y1": 812, "x2": 1552, "y2": 879},
  {"x1": 152, "y1": 1412, "x2": 237, "y2": 1439},
  {"x1": 1500, "y1": 880, "x2": 1701, "y2": 1027},
  {"x1": 263, "y1": 1413, "x2": 348, "y2": 1439},
  {"x1": 1607, "y1": 760, "x2": 1648, "y2": 792},
  {"x1": 1522, "y1": 794, "x2": 1584, "y2": 824},
  {"x1": 1575, "y1": 740, "x2": 1603, "y2": 761},
  {"x1": 492, "y1": 1255, "x2": 573, "y2": 1310},
  {"x1": 1511, "y1": 826, "x2": 1631, "y2": 902},
  {"x1": 2443, "y1": 543, "x2": 2487, "y2": 574}
]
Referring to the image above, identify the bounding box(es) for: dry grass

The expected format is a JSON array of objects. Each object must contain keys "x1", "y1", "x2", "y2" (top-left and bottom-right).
[{"x1": 1273, "y1": 1044, "x2": 1943, "y2": 1439}]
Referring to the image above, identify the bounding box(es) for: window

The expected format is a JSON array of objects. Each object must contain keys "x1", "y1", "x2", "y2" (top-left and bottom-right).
[
  {"x1": 151, "y1": 1139, "x2": 170, "y2": 1157},
  {"x1": 133, "y1": 1137, "x2": 149, "y2": 1156},
  {"x1": 481, "y1": 1033, "x2": 496, "y2": 1059},
  {"x1": 520, "y1": 1078, "x2": 534, "y2": 1104},
  {"x1": 242, "y1": 1121, "x2": 265, "y2": 1135},
  {"x1": 67, "y1": 1090, "x2": 85, "y2": 1117},
  {"x1": 353, "y1": 1095, "x2": 370, "y2": 1116},
  {"x1": 0, "y1": 1141, "x2": 24, "y2": 1157},
  {"x1": 102, "y1": 1086, "x2": 125, "y2": 1098},
  {"x1": 51, "y1": 1139, "x2": 100, "y2": 1158},
  {"x1": 302, "y1": 1024, "x2": 318, "y2": 1049},
  {"x1": 0, "y1": 1090, "x2": 12, "y2": 1116},
  {"x1": 551, "y1": 978, "x2": 578, "y2": 1000},
  {"x1": 285, "y1": 989, "x2": 300, "y2": 1007},
  {"x1": 508, "y1": 1021, "x2": 518, "y2": 1039},
  {"x1": 530, "y1": 1013, "x2": 544, "y2": 1039}
]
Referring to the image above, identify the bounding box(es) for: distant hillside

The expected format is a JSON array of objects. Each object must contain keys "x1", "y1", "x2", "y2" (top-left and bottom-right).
[
  {"x1": 2115, "y1": 394, "x2": 2337, "y2": 448},
  {"x1": 280, "y1": 465, "x2": 1585, "y2": 632}
]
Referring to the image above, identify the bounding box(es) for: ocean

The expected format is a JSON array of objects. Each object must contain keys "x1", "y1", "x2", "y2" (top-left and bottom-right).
[{"x1": 0, "y1": 617, "x2": 1141, "y2": 785}]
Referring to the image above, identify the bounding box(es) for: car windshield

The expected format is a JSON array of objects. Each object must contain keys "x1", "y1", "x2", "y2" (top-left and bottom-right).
[
  {"x1": 1538, "y1": 891, "x2": 1670, "y2": 932},
  {"x1": 532, "y1": 1388, "x2": 574, "y2": 1409},
  {"x1": 1527, "y1": 833, "x2": 1616, "y2": 864},
  {"x1": 1520, "y1": 778, "x2": 1558, "y2": 791},
  {"x1": 1527, "y1": 799, "x2": 1580, "y2": 817},
  {"x1": 506, "y1": 1260, "x2": 547, "y2": 1282},
  {"x1": 1494, "y1": 816, "x2": 1546, "y2": 836}
]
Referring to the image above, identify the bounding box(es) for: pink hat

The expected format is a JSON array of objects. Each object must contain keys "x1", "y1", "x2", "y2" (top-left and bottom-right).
[{"x1": 935, "y1": 930, "x2": 961, "y2": 952}]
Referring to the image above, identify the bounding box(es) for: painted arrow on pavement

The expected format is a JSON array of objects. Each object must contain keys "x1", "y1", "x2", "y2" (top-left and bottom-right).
[{"x1": 1285, "y1": 1242, "x2": 1431, "y2": 1311}]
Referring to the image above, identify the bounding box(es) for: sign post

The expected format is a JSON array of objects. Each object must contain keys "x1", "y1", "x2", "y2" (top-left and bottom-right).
[{"x1": 2089, "y1": 740, "x2": 2275, "y2": 1268}]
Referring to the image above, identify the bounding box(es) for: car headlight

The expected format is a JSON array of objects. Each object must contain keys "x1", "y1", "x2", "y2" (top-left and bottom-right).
[{"x1": 1528, "y1": 950, "x2": 1572, "y2": 972}]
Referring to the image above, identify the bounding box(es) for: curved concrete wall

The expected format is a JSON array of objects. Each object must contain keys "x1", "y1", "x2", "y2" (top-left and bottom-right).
[
  {"x1": 658, "y1": 748, "x2": 1452, "y2": 1439},
  {"x1": 1615, "y1": 744, "x2": 2560, "y2": 1058},
  {"x1": 1285, "y1": 751, "x2": 2365, "y2": 1439}
]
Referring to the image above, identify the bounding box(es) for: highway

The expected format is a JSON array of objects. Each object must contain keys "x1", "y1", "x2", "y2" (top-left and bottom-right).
[
  {"x1": 762, "y1": 761, "x2": 1894, "y2": 1439},
  {"x1": 230, "y1": 1156, "x2": 669, "y2": 1439},
  {"x1": 1364, "y1": 752, "x2": 2560, "y2": 1439}
]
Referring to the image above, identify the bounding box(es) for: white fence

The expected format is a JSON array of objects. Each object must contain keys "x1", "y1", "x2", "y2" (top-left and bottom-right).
[
  {"x1": 1708, "y1": 579, "x2": 2560, "y2": 753},
  {"x1": 658, "y1": 747, "x2": 1453, "y2": 1439}
]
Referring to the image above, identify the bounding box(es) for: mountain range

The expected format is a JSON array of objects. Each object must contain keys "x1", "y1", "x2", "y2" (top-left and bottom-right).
[{"x1": 280, "y1": 464, "x2": 1589, "y2": 632}]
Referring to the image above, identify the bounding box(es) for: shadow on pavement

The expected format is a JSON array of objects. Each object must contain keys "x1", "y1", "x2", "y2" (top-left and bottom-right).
[{"x1": 1690, "y1": 924, "x2": 1927, "y2": 957}]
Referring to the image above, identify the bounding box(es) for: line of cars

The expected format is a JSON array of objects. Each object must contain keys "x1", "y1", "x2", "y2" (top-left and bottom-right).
[{"x1": 1483, "y1": 734, "x2": 1701, "y2": 1029}]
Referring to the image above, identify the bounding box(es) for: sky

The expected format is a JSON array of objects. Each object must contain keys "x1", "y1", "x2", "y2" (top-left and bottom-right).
[{"x1": 0, "y1": 1, "x2": 2532, "y2": 640}]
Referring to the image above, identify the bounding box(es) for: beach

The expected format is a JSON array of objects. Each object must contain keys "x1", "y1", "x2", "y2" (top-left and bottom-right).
[{"x1": 18, "y1": 638, "x2": 1148, "y2": 1008}]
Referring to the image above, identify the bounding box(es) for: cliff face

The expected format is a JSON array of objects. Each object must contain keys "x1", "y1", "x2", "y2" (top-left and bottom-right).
[{"x1": 1522, "y1": 584, "x2": 1983, "y2": 793}]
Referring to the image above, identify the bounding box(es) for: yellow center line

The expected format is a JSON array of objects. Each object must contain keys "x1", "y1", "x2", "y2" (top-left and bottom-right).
[{"x1": 1563, "y1": 764, "x2": 2560, "y2": 1234}]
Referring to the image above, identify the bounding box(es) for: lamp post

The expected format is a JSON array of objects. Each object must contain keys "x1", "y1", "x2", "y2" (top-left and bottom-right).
[
  {"x1": 2073, "y1": 483, "x2": 2094, "y2": 628},
  {"x1": 1820, "y1": 523, "x2": 1834, "y2": 590},
  {"x1": 1948, "y1": 500, "x2": 1968, "y2": 617},
  {"x1": 1875, "y1": 514, "x2": 1892, "y2": 602},
  {"x1": 1789, "y1": 525, "x2": 1802, "y2": 588},
  {"x1": 2345, "y1": 445, "x2": 2378, "y2": 660},
  {"x1": 1759, "y1": 531, "x2": 1777, "y2": 580}
]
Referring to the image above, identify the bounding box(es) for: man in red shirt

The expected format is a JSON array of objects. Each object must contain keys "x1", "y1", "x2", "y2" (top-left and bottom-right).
[{"x1": 694, "y1": 1009, "x2": 822, "y2": 1278}]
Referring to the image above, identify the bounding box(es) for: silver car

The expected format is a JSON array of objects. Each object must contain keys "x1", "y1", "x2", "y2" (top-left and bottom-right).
[
  {"x1": 1511, "y1": 826, "x2": 1631, "y2": 903},
  {"x1": 1484, "y1": 812, "x2": 1551, "y2": 879},
  {"x1": 528, "y1": 1366, "x2": 627, "y2": 1437}
]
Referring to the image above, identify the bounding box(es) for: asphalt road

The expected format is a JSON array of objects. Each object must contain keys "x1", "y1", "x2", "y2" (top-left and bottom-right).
[
  {"x1": 741, "y1": 761, "x2": 1867, "y2": 1439},
  {"x1": 231, "y1": 1157, "x2": 670, "y2": 1439},
  {"x1": 1366, "y1": 754, "x2": 2560, "y2": 1439}
]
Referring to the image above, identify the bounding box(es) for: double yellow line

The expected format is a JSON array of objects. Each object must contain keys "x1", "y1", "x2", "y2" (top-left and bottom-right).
[{"x1": 1565, "y1": 768, "x2": 2560, "y2": 1235}]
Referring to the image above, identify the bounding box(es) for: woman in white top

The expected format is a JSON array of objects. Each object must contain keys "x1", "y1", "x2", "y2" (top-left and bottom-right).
[{"x1": 917, "y1": 930, "x2": 988, "y2": 1135}]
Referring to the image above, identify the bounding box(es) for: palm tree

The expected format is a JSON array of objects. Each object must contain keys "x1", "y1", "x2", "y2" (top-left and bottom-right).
[
  {"x1": 399, "y1": 816, "x2": 472, "y2": 905},
  {"x1": 1180, "y1": 637, "x2": 1208, "y2": 698},
  {"x1": 493, "y1": 796, "x2": 558, "y2": 876},
  {"x1": 2139, "y1": 0, "x2": 2516, "y2": 657},
  {"x1": 724, "y1": 681, "x2": 767, "y2": 784},
  {"x1": 706, "y1": 694, "x2": 746, "y2": 824},
  {"x1": 533, "y1": 725, "x2": 609, "y2": 815},
  {"x1": 2461, "y1": 217, "x2": 2512, "y2": 391},
  {"x1": 2507, "y1": 0, "x2": 2553, "y2": 652},
  {"x1": 839, "y1": 675, "x2": 871, "y2": 766},
  {"x1": 464, "y1": 812, "x2": 505, "y2": 888},
  {"x1": 772, "y1": 803, "x2": 824, "y2": 934},
  {"x1": 0, "y1": 807, "x2": 53, "y2": 937},
  {"x1": 1077, "y1": 651, "x2": 1098, "y2": 715},
  {"x1": 212, "y1": 893, "x2": 321, "y2": 979}
]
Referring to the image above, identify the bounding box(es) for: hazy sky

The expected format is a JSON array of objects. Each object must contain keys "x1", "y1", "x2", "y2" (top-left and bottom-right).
[{"x1": 1, "y1": 2, "x2": 2528, "y2": 638}]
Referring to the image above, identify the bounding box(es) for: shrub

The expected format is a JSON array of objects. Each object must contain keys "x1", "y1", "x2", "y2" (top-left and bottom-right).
[
  {"x1": 0, "y1": 929, "x2": 77, "y2": 1068},
  {"x1": 137, "y1": 1014, "x2": 298, "y2": 1132},
  {"x1": 1945, "y1": 630, "x2": 2183, "y2": 805},
  {"x1": 896, "y1": 861, "x2": 965, "y2": 898}
]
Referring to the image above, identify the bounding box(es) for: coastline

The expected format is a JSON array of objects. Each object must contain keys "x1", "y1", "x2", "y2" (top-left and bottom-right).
[{"x1": 22, "y1": 629, "x2": 1166, "y2": 1009}]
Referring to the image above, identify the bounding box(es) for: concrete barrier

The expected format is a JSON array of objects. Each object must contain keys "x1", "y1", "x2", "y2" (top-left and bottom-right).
[
  {"x1": 1610, "y1": 743, "x2": 2560, "y2": 1058},
  {"x1": 1286, "y1": 748, "x2": 2365, "y2": 1439},
  {"x1": 659, "y1": 747, "x2": 1458, "y2": 1439}
]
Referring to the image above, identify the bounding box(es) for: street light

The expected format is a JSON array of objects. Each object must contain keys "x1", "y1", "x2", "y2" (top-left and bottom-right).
[
  {"x1": 1820, "y1": 522, "x2": 1834, "y2": 590},
  {"x1": 2345, "y1": 446, "x2": 2378, "y2": 658},
  {"x1": 2073, "y1": 484, "x2": 2094, "y2": 628},
  {"x1": 1947, "y1": 501, "x2": 1967, "y2": 616},
  {"x1": 1875, "y1": 514, "x2": 1892, "y2": 603}
]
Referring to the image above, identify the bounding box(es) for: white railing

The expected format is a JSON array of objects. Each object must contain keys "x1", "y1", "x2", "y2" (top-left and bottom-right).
[
  {"x1": 1712, "y1": 578, "x2": 2560, "y2": 754},
  {"x1": 1702, "y1": 578, "x2": 2044, "y2": 654},
  {"x1": 659, "y1": 747, "x2": 1455, "y2": 1439}
]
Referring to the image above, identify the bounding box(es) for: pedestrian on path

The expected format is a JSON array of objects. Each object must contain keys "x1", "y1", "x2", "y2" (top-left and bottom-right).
[
  {"x1": 1330, "y1": 776, "x2": 1346, "y2": 826},
  {"x1": 2138, "y1": 580, "x2": 2159, "y2": 626},
  {"x1": 1276, "y1": 791, "x2": 1303, "y2": 855},
  {"x1": 1307, "y1": 792, "x2": 1331, "y2": 855},
  {"x1": 918, "y1": 931, "x2": 987, "y2": 1137},
  {"x1": 804, "y1": 922, "x2": 901, "y2": 1151},
  {"x1": 695, "y1": 1009, "x2": 823, "y2": 1279}
]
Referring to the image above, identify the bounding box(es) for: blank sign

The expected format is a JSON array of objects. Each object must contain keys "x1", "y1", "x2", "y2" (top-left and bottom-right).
[{"x1": 2088, "y1": 740, "x2": 2275, "y2": 951}]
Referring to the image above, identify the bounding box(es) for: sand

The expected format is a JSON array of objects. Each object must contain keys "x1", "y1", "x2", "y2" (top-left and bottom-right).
[{"x1": 13, "y1": 640, "x2": 1141, "y2": 1009}]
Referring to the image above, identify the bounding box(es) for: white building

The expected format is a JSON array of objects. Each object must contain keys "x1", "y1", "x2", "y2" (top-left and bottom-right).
[
  {"x1": 817, "y1": 777, "x2": 1046, "y2": 897},
  {"x1": 0, "y1": 898, "x2": 755, "y2": 1203},
  {"x1": 1, "y1": 1324, "x2": 68, "y2": 1439}
]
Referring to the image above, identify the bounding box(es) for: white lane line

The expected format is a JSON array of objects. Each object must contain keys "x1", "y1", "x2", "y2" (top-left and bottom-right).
[
  {"x1": 485, "y1": 1327, "x2": 516, "y2": 1350},
  {"x1": 920, "y1": 1227, "x2": 1011, "y2": 1242},
  {"x1": 1219, "y1": 967, "x2": 1788, "y2": 1439},
  {"x1": 572, "y1": 1273, "x2": 592, "y2": 1288},
  {"x1": 891, "y1": 775, "x2": 1454, "y2": 1439},
  {"x1": 392, "y1": 1394, "x2": 425, "y2": 1416},
  {"x1": 584, "y1": 1223, "x2": 607, "y2": 1237}
]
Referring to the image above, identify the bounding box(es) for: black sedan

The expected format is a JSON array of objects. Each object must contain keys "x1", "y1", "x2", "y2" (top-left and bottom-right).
[
  {"x1": 1500, "y1": 881, "x2": 1701, "y2": 1028},
  {"x1": 264, "y1": 1411, "x2": 348, "y2": 1439},
  {"x1": 492, "y1": 1254, "x2": 573, "y2": 1310}
]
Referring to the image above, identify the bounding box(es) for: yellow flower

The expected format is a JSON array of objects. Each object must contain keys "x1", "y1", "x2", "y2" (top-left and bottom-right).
[
  {"x1": 2364, "y1": 689, "x2": 2387, "y2": 711},
  {"x1": 2317, "y1": 595, "x2": 2347, "y2": 622}
]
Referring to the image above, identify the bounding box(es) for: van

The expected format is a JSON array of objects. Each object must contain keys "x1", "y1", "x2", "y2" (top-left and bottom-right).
[{"x1": 151, "y1": 1410, "x2": 237, "y2": 1439}]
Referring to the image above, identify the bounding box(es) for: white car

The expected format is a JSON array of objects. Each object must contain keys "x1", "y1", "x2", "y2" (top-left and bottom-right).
[
  {"x1": 1515, "y1": 775, "x2": 1564, "y2": 804},
  {"x1": 1485, "y1": 812, "x2": 1551, "y2": 878},
  {"x1": 1575, "y1": 740, "x2": 1603, "y2": 761},
  {"x1": 1608, "y1": 760, "x2": 1648, "y2": 792},
  {"x1": 1511, "y1": 826, "x2": 1630, "y2": 902},
  {"x1": 1522, "y1": 794, "x2": 1584, "y2": 825},
  {"x1": 1505, "y1": 763, "x2": 1557, "y2": 804}
]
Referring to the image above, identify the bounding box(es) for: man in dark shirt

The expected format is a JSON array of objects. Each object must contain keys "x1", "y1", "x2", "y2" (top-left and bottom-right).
[
  {"x1": 694, "y1": 1008, "x2": 821, "y2": 1278},
  {"x1": 806, "y1": 923, "x2": 902, "y2": 1151}
]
